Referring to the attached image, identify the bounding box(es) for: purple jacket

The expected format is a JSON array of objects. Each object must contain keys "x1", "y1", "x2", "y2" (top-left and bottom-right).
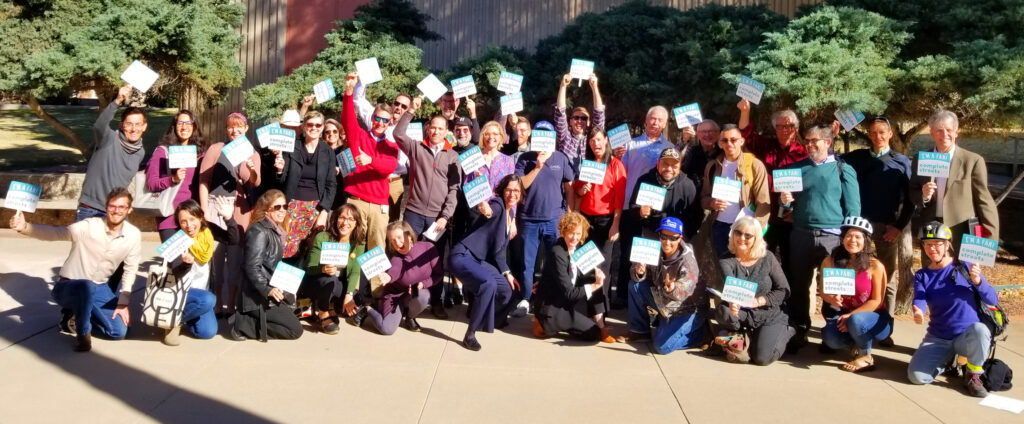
[
  {"x1": 146, "y1": 145, "x2": 198, "y2": 230},
  {"x1": 378, "y1": 241, "x2": 442, "y2": 316}
]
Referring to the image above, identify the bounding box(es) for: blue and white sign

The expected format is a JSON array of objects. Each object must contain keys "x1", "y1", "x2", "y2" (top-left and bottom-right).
[
  {"x1": 462, "y1": 174, "x2": 492, "y2": 208},
  {"x1": 406, "y1": 122, "x2": 423, "y2": 141},
  {"x1": 167, "y1": 145, "x2": 198, "y2": 169},
  {"x1": 120, "y1": 60, "x2": 159, "y2": 93},
  {"x1": 834, "y1": 109, "x2": 866, "y2": 132},
  {"x1": 578, "y1": 160, "x2": 607, "y2": 184},
  {"x1": 417, "y1": 73, "x2": 448, "y2": 103},
  {"x1": 500, "y1": 92, "x2": 524, "y2": 115},
  {"x1": 630, "y1": 237, "x2": 661, "y2": 266},
  {"x1": 530, "y1": 130, "x2": 556, "y2": 152},
  {"x1": 319, "y1": 242, "x2": 351, "y2": 266},
  {"x1": 635, "y1": 183, "x2": 667, "y2": 211},
  {"x1": 673, "y1": 103, "x2": 703, "y2": 129},
  {"x1": 607, "y1": 124, "x2": 631, "y2": 150},
  {"x1": 822, "y1": 268, "x2": 856, "y2": 296},
  {"x1": 960, "y1": 234, "x2": 998, "y2": 267},
  {"x1": 917, "y1": 151, "x2": 951, "y2": 178},
  {"x1": 736, "y1": 76, "x2": 765, "y2": 105},
  {"x1": 156, "y1": 230, "x2": 194, "y2": 260},
  {"x1": 571, "y1": 241, "x2": 604, "y2": 275},
  {"x1": 270, "y1": 262, "x2": 305, "y2": 295},
  {"x1": 497, "y1": 71, "x2": 524, "y2": 93},
  {"x1": 313, "y1": 78, "x2": 337, "y2": 104},
  {"x1": 458, "y1": 145, "x2": 485, "y2": 175},
  {"x1": 355, "y1": 57, "x2": 383, "y2": 84},
  {"x1": 337, "y1": 148, "x2": 357, "y2": 177},
  {"x1": 450, "y1": 75, "x2": 477, "y2": 99},
  {"x1": 711, "y1": 177, "x2": 742, "y2": 203},
  {"x1": 569, "y1": 58, "x2": 595, "y2": 81},
  {"x1": 772, "y1": 169, "x2": 803, "y2": 192},
  {"x1": 722, "y1": 276, "x2": 758, "y2": 307},
  {"x1": 264, "y1": 127, "x2": 296, "y2": 153},
  {"x1": 4, "y1": 181, "x2": 41, "y2": 213},
  {"x1": 222, "y1": 135, "x2": 255, "y2": 167},
  {"x1": 356, "y1": 246, "x2": 392, "y2": 279}
]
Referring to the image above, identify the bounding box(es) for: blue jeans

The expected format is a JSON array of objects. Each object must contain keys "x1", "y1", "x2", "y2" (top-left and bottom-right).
[
  {"x1": 822, "y1": 310, "x2": 893, "y2": 354},
  {"x1": 51, "y1": 280, "x2": 127, "y2": 339},
  {"x1": 626, "y1": 281, "x2": 705, "y2": 354},
  {"x1": 183, "y1": 289, "x2": 217, "y2": 339},
  {"x1": 75, "y1": 205, "x2": 106, "y2": 222},
  {"x1": 711, "y1": 220, "x2": 732, "y2": 259},
  {"x1": 518, "y1": 218, "x2": 559, "y2": 301},
  {"x1": 908, "y1": 322, "x2": 991, "y2": 384}
]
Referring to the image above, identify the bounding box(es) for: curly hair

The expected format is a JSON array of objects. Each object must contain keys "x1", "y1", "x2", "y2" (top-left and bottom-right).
[{"x1": 557, "y1": 211, "x2": 590, "y2": 242}]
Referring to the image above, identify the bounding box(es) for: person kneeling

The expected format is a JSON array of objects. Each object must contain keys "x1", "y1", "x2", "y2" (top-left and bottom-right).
[{"x1": 359, "y1": 221, "x2": 441, "y2": 335}]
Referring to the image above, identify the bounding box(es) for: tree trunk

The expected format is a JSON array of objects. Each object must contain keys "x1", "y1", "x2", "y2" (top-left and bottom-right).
[
  {"x1": 25, "y1": 93, "x2": 93, "y2": 160},
  {"x1": 893, "y1": 225, "x2": 916, "y2": 315},
  {"x1": 893, "y1": 121, "x2": 929, "y2": 154}
]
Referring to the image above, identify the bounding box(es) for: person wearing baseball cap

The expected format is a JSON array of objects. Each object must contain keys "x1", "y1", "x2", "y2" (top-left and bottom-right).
[{"x1": 616, "y1": 217, "x2": 707, "y2": 355}]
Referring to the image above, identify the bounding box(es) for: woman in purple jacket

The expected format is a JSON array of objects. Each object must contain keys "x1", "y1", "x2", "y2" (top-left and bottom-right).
[{"x1": 146, "y1": 110, "x2": 207, "y2": 241}]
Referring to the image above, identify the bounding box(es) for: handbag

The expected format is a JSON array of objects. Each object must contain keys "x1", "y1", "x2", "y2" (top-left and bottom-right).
[
  {"x1": 131, "y1": 146, "x2": 182, "y2": 216},
  {"x1": 141, "y1": 260, "x2": 192, "y2": 329}
]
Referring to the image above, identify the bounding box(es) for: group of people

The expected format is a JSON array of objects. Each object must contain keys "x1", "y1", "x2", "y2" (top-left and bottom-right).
[{"x1": 9, "y1": 69, "x2": 1002, "y2": 398}]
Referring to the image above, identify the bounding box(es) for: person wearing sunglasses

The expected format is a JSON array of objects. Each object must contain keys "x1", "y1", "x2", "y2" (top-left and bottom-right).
[
  {"x1": 616, "y1": 217, "x2": 705, "y2": 354},
  {"x1": 714, "y1": 216, "x2": 793, "y2": 365},
  {"x1": 554, "y1": 72, "x2": 605, "y2": 173},
  {"x1": 273, "y1": 111, "x2": 337, "y2": 259},
  {"x1": 147, "y1": 109, "x2": 207, "y2": 241},
  {"x1": 699, "y1": 124, "x2": 770, "y2": 258},
  {"x1": 349, "y1": 74, "x2": 413, "y2": 224}
]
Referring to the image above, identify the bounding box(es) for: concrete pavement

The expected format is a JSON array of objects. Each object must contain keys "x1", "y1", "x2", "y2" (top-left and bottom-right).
[{"x1": 1, "y1": 230, "x2": 1022, "y2": 423}]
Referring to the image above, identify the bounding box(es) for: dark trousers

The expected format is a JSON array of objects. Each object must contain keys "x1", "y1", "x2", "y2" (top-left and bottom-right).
[
  {"x1": 764, "y1": 221, "x2": 793, "y2": 278},
  {"x1": 449, "y1": 249, "x2": 513, "y2": 335},
  {"x1": 715, "y1": 303, "x2": 793, "y2": 365},
  {"x1": 405, "y1": 209, "x2": 447, "y2": 306},
  {"x1": 788, "y1": 226, "x2": 840, "y2": 334},
  {"x1": 583, "y1": 213, "x2": 614, "y2": 315},
  {"x1": 537, "y1": 306, "x2": 601, "y2": 341},
  {"x1": 158, "y1": 228, "x2": 178, "y2": 242},
  {"x1": 298, "y1": 274, "x2": 343, "y2": 311},
  {"x1": 235, "y1": 304, "x2": 303, "y2": 340},
  {"x1": 711, "y1": 220, "x2": 733, "y2": 259},
  {"x1": 615, "y1": 222, "x2": 638, "y2": 303}
]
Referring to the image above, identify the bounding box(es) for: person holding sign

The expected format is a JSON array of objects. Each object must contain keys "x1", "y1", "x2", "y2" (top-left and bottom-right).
[
  {"x1": 533, "y1": 212, "x2": 613, "y2": 342},
  {"x1": 554, "y1": 73, "x2": 605, "y2": 173},
  {"x1": 9, "y1": 188, "x2": 141, "y2": 352},
  {"x1": 147, "y1": 110, "x2": 207, "y2": 240},
  {"x1": 439, "y1": 92, "x2": 479, "y2": 134},
  {"x1": 615, "y1": 106, "x2": 673, "y2": 216},
  {"x1": 910, "y1": 110, "x2": 999, "y2": 254},
  {"x1": 323, "y1": 118, "x2": 349, "y2": 209},
  {"x1": 453, "y1": 122, "x2": 516, "y2": 243},
  {"x1": 617, "y1": 217, "x2": 705, "y2": 354},
  {"x1": 360, "y1": 221, "x2": 442, "y2": 335},
  {"x1": 817, "y1": 217, "x2": 892, "y2": 373},
  {"x1": 77, "y1": 85, "x2": 148, "y2": 222},
  {"x1": 700, "y1": 124, "x2": 770, "y2": 258},
  {"x1": 301, "y1": 204, "x2": 366, "y2": 335},
  {"x1": 679, "y1": 119, "x2": 721, "y2": 190},
  {"x1": 714, "y1": 217, "x2": 793, "y2": 365},
  {"x1": 448, "y1": 175, "x2": 523, "y2": 351},
  {"x1": 230, "y1": 190, "x2": 303, "y2": 341},
  {"x1": 501, "y1": 115, "x2": 532, "y2": 161},
  {"x1": 351, "y1": 81, "x2": 414, "y2": 223},
  {"x1": 571, "y1": 129, "x2": 626, "y2": 302},
  {"x1": 274, "y1": 111, "x2": 337, "y2": 259},
  {"x1": 908, "y1": 221, "x2": 998, "y2": 398}
]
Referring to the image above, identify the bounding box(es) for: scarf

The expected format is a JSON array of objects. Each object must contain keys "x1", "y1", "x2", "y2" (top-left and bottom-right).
[
  {"x1": 119, "y1": 131, "x2": 142, "y2": 155},
  {"x1": 188, "y1": 227, "x2": 216, "y2": 265}
]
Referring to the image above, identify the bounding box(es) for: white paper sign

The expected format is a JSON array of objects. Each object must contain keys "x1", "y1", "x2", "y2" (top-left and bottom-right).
[
  {"x1": 635, "y1": 183, "x2": 667, "y2": 211},
  {"x1": 167, "y1": 145, "x2": 198, "y2": 169},
  {"x1": 458, "y1": 145, "x2": 485, "y2": 175},
  {"x1": 462, "y1": 174, "x2": 492, "y2": 208},
  {"x1": 417, "y1": 74, "x2": 449, "y2": 103},
  {"x1": 156, "y1": 230, "x2": 195, "y2": 260},
  {"x1": 422, "y1": 221, "x2": 445, "y2": 242},
  {"x1": 917, "y1": 152, "x2": 951, "y2": 178},
  {"x1": 313, "y1": 78, "x2": 337, "y2": 104},
  {"x1": 834, "y1": 109, "x2": 866, "y2": 131},
  {"x1": 630, "y1": 237, "x2": 661, "y2": 266},
  {"x1": 772, "y1": 169, "x2": 803, "y2": 192},
  {"x1": 258, "y1": 127, "x2": 296, "y2": 153},
  {"x1": 356, "y1": 246, "x2": 392, "y2": 279},
  {"x1": 4, "y1": 181, "x2": 41, "y2": 213},
  {"x1": 736, "y1": 76, "x2": 765, "y2": 105},
  {"x1": 578, "y1": 160, "x2": 607, "y2": 184},
  {"x1": 319, "y1": 242, "x2": 351, "y2": 266},
  {"x1": 979, "y1": 394, "x2": 1024, "y2": 414},
  {"x1": 120, "y1": 60, "x2": 159, "y2": 93},
  {"x1": 571, "y1": 241, "x2": 604, "y2": 275},
  {"x1": 254, "y1": 123, "x2": 274, "y2": 148},
  {"x1": 822, "y1": 268, "x2": 856, "y2": 296},
  {"x1": 269, "y1": 262, "x2": 305, "y2": 295},
  {"x1": 673, "y1": 103, "x2": 703, "y2": 129},
  {"x1": 711, "y1": 177, "x2": 742, "y2": 203},
  {"x1": 497, "y1": 71, "x2": 524, "y2": 93},
  {"x1": 959, "y1": 234, "x2": 998, "y2": 267},
  {"x1": 607, "y1": 124, "x2": 631, "y2": 150},
  {"x1": 500, "y1": 92, "x2": 524, "y2": 115},
  {"x1": 222, "y1": 135, "x2": 255, "y2": 167},
  {"x1": 450, "y1": 75, "x2": 477, "y2": 99},
  {"x1": 721, "y1": 276, "x2": 758, "y2": 307},
  {"x1": 355, "y1": 57, "x2": 383, "y2": 84},
  {"x1": 405, "y1": 122, "x2": 423, "y2": 141},
  {"x1": 569, "y1": 58, "x2": 595, "y2": 81},
  {"x1": 337, "y1": 149, "x2": 356, "y2": 176},
  {"x1": 530, "y1": 130, "x2": 556, "y2": 152}
]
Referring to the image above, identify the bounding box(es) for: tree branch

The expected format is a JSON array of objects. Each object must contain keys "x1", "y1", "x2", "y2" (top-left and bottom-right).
[{"x1": 24, "y1": 93, "x2": 92, "y2": 160}]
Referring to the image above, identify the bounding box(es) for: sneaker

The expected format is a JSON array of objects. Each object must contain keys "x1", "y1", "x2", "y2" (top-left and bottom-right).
[
  {"x1": 58, "y1": 310, "x2": 75, "y2": 336},
  {"x1": 405, "y1": 317, "x2": 422, "y2": 332},
  {"x1": 74, "y1": 334, "x2": 91, "y2": 352},
  {"x1": 964, "y1": 372, "x2": 989, "y2": 398},
  {"x1": 320, "y1": 317, "x2": 340, "y2": 335},
  {"x1": 350, "y1": 306, "x2": 368, "y2": 327},
  {"x1": 162, "y1": 325, "x2": 182, "y2": 346},
  {"x1": 615, "y1": 332, "x2": 652, "y2": 343},
  {"x1": 510, "y1": 299, "x2": 529, "y2": 318}
]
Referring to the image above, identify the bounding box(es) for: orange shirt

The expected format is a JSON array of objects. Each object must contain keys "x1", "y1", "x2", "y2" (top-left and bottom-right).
[{"x1": 575, "y1": 157, "x2": 627, "y2": 216}]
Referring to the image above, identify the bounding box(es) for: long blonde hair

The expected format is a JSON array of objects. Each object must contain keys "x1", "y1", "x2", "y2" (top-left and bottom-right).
[{"x1": 251, "y1": 189, "x2": 287, "y2": 227}]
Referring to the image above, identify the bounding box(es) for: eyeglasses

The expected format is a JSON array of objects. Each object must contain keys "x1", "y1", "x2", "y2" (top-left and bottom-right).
[
  {"x1": 393, "y1": 102, "x2": 410, "y2": 109},
  {"x1": 719, "y1": 137, "x2": 743, "y2": 144},
  {"x1": 176, "y1": 120, "x2": 194, "y2": 126},
  {"x1": 505, "y1": 188, "x2": 522, "y2": 194},
  {"x1": 325, "y1": 129, "x2": 339, "y2": 134},
  {"x1": 269, "y1": 204, "x2": 287, "y2": 211},
  {"x1": 731, "y1": 230, "x2": 755, "y2": 241},
  {"x1": 373, "y1": 116, "x2": 391, "y2": 124},
  {"x1": 107, "y1": 205, "x2": 130, "y2": 212},
  {"x1": 775, "y1": 124, "x2": 798, "y2": 130},
  {"x1": 570, "y1": 115, "x2": 589, "y2": 121},
  {"x1": 305, "y1": 122, "x2": 323, "y2": 128},
  {"x1": 339, "y1": 216, "x2": 357, "y2": 222},
  {"x1": 804, "y1": 137, "x2": 830, "y2": 144},
  {"x1": 659, "y1": 233, "x2": 681, "y2": 241}
]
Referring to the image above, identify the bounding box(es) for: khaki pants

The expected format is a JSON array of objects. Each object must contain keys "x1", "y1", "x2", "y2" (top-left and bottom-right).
[{"x1": 347, "y1": 195, "x2": 389, "y2": 252}]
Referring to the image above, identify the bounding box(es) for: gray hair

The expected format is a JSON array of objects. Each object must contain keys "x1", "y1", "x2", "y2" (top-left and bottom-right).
[
  {"x1": 771, "y1": 109, "x2": 799, "y2": 128},
  {"x1": 720, "y1": 123, "x2": 740, "y2": 133},
  {"x1": 929, "y1": 109, "x2": 959, "y2": 130},
  {"x1": 646, "y1": 105, "x2": 669, "y2": 119},
  {"x1": 728, "y1": 216, "x2": 766, "y2": 259},
  {"x1": 803, "y1": 124, "x2": 833, "y2": 142},
  {"x1": 697, "y1": 119, "x2": 721, "y2": 132}
]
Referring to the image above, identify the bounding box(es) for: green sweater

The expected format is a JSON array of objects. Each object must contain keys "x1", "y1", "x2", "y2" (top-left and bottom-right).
[
  {"x1": 305, "y1": 231, "x2": 366, "y2": 295},
  {"x1": 787, "y1": 158, "x2": 860, "y2": 229}
]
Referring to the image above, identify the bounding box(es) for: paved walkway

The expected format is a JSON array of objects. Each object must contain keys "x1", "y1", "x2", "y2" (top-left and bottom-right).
[{"x1": 0, "y1": 230, "x2": 1021, "y2": 423}]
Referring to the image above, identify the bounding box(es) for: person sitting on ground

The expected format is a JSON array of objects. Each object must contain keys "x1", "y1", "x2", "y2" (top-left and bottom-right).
[
  {"x1": 714, "y1": 216, "x2": 793, "y2": 365},
  {"x1": 907, "y1": 221, "x2": 999, "y2": 398},
  {"x1": 818, "y1": 217, "x2": 892, "y2": 372},
  {"x1": 301, "y1": 204, "x2": 366, "y2": 335}
]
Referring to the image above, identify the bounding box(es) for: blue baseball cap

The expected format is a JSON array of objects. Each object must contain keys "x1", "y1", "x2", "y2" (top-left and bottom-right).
[
  {"x1": 534, "y1": 121, "x2": 555, "y2": 132},
  {"x1": 657, "y1": 217, "x2": 684, "y2": 236}
]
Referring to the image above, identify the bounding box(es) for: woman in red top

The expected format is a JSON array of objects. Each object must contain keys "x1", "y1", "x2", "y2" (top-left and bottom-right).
[{"x1": 570, "y1": 129, "x2": 626, "y2": 323}]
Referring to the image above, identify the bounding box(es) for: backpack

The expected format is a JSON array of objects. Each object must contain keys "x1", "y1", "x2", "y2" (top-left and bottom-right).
[
  {"x1": 953, "y1": 261, "x2": 1009, "y2": 337},
  {"x1": 983, "y1": 358, "x2": 1014, "y2": 391}
]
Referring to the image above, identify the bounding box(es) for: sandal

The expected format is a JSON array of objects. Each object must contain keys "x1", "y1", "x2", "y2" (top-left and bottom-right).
[
  {"x1": 319, "y1": 316, "x2": 340, "y2": 335},
  {"x1": 842, "y1": 354, "x2": 875, "y2": 373}
]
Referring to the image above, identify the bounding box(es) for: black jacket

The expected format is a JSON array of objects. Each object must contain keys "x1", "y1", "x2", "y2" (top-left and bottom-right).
[
  {"x1": 454, "y1": 197, "x2": 511, "y2": 274},
  {"x1": 535, "y1": 239, "x2": 594, "y2": 315},
  {"x1": 276, "y1": 137, "x2": 337, "y2": 211},
  {"x1": 241, "y1": 218, "x2": 292, "y2": 313},
  {"x1": 625, "y1": 168, "x2": 701, "y2": 240}
]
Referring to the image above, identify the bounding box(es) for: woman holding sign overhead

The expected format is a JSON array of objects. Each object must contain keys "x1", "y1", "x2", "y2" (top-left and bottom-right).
[
  {"x1": 275, "y1": 111, "x2": 337, "y2": 259},
  {"x1": 818, "y1": 217, "x2": 891, "y2": 372},
  {"x1": 147, "y1": 110, "x2": 207, "y2": 241},
  {"x1": 301, "y1": 204, "x2": 365, "y2": 335}
]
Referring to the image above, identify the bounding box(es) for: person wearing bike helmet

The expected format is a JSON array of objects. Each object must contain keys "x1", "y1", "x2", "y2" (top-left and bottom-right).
[{"x1": 907, "y1": 221, "x2": 998, "y2": 397}]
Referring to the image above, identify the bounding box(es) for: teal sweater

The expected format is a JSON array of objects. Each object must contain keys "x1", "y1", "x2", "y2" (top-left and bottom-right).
[{"x1": 788, "y1": 158, "x2": 860, "y2": 229}]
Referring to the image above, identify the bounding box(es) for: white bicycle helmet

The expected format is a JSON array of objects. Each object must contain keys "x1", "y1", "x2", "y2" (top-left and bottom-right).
[{"x1": 841, "y1": 216, "x2": 873, "y2": 235}]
